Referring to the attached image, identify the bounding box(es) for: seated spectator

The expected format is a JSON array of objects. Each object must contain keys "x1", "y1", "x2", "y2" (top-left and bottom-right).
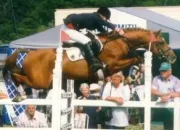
[
  {"x1": 14, "y1": 105, "x2": 48, "y2": 128},
  {"x1": 78, "y1": 83, "x2": 99, "y2": 128},
  {"x1": 102, "y1": 71, "x2": 130, "y2": 129},
  {"x1": 151, "y1": 62, "x2": 180, "y2": 130},
  {"x1": 74, "y1": 106, "x2": 88, "y2": 128}
]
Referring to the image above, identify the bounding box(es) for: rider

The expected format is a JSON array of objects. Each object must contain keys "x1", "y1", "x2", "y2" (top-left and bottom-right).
[{"x1": 63, "y1": 7, "x2": 124, "y2": 75}]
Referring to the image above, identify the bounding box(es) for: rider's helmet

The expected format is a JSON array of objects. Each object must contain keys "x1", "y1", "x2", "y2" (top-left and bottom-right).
[{"x1": 97, "y1": 7, "x2": 111, "y2": 20}]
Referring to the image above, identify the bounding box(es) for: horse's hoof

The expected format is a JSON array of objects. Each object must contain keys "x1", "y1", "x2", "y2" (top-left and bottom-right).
[
  {"x1": 12, "y1": 95, "x2": 27, "y2": 102},
  {"x1": 96, "y1": 69, "x2": 104, "y2": 80},
  {"x1": 21, "y1": 95, "x2": 27, "y2": 100},
  {"x1": 12, "y1": 96, "x2": 23, "y2": 102}
]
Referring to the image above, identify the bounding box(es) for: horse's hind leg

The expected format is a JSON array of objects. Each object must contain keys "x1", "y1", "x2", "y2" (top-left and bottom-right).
[
  {"x1": 13, "y1": 73, "x2": 33, "y2": 87},
  {"x1": 11, "y1": 73, "x2": 34, "y2": 102}
]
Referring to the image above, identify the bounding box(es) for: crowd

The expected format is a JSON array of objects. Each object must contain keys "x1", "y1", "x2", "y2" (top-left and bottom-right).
[
  {"x1": 73, "y1": 62, "x2": 180, "y2": 130},
  {"x1": 0, "y1": 57, "x2": 179, "y2": 130}
]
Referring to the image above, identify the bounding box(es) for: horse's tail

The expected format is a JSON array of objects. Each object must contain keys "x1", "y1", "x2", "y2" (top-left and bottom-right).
[{"x1": 2, "y1": 59, "x2": 9, "y2": 81}]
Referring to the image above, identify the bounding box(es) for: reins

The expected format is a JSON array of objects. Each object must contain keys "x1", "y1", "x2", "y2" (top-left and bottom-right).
[{"x1": 102, "y1": 33, "x2": 137, "y2": 52}]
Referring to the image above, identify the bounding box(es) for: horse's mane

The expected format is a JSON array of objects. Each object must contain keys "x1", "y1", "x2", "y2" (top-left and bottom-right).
[
  {"x1": 97, "y1": 27, "x2": 150, "y2": 37},
  {"x1": 123, "y1": 27, "x2": 150, "y2": 33},
  {"x1": 97, "y1": 27, "x2": 152, "y2": 40}
]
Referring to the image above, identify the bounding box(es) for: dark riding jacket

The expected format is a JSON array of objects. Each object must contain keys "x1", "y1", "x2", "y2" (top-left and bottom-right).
[{"x1": 64, "y1": 12, "x2": 116, "y2": 32}]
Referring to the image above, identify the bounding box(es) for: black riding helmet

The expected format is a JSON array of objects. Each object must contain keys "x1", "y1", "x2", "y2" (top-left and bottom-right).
[{"x1": 97, "y1": 7, "x2": 111, "y2": 20}]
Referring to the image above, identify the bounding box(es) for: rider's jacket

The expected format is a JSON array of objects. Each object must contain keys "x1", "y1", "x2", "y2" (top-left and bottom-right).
[{"x1": 63, "y1": 12, "x2": 116, "y2": 32}]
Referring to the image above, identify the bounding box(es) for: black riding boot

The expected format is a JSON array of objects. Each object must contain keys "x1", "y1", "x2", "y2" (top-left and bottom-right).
[{"x1": 83, "y1": 43, "x2": 103, "y2": 73}]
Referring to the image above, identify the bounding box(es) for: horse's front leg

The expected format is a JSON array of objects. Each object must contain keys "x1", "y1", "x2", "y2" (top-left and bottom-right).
[{"x1": 107, "y1": 57, "x2": 140, "y2": 75}]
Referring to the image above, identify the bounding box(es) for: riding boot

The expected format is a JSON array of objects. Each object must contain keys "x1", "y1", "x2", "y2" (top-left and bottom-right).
[{"x1": 83, "y1": 43, "x2": 103, "y2": 73}]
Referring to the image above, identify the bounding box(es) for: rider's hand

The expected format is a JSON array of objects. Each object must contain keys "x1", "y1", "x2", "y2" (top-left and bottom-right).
[{"x1": 115, "y1": 27, "x2": 124, "y2": 35}]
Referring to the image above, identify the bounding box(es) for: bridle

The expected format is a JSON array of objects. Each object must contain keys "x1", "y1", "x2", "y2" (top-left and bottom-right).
[{"x1": 153, "y1": 39, "x2": 172, "y2": 60}]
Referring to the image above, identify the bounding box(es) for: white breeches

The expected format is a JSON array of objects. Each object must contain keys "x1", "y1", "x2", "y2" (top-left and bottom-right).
[{"x1": 62, "y1": 25, "x2": 91, "y2": 45}]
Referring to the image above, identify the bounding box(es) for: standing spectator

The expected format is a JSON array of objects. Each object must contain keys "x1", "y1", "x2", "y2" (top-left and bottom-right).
[
  {"x1": 100, "y1": 76, "x2": 112, "y2": 97},
  {"x1": 151, "y1": 62, "x2": 180, "y2": 130},
  {"x1": 102, "y1": 71, "x2": 130, "y2": 129},
  {"x1": 78, "y1": 83, "x2": 99, "y2": 128},
  {"x1": 14, "y1": 105, "x2": 48, "y2": 128}
]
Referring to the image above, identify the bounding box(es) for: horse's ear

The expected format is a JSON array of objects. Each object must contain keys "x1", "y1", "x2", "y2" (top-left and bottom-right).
[{"x1": 155, "y1": 29, "x2": 161, "y2": 37}]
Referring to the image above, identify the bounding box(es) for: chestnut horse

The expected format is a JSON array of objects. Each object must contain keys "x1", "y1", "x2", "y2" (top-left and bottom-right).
[{"x1": 3, "y1": 28, "x2": 176, "y2": 90}]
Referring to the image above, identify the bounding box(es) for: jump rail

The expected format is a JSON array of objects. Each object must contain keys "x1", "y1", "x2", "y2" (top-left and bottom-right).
[{"x1": 0, "y1": 37, "x2": 179, "y2": 130}]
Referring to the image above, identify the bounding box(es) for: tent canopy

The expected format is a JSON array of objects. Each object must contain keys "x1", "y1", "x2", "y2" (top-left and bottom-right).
[{"x1": 10, "y1": 25, "x2": 62, "y2": 49}]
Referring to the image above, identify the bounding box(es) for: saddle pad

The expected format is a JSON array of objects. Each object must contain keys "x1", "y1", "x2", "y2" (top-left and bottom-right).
[{"x1": 64, "y1": 47, "x2": 84, "y2": 61}]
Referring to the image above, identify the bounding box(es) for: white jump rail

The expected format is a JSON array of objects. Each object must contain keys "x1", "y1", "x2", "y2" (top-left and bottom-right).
[
  {"x1": 0, "y1": 31, "x2": 64, "y2": 130},
  {"x1": 0, "y1": 44, "x2": 179, "y2": 130}
]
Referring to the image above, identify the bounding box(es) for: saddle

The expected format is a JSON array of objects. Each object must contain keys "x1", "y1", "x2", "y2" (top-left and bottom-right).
[{"x1": 63, "y1": 31, "x2": 103, "y2": 61}]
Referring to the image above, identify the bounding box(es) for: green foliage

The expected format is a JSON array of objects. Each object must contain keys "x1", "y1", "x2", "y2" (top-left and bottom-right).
[{"x1": 0, "y1": 0, "x2": 180, "y2": 44}]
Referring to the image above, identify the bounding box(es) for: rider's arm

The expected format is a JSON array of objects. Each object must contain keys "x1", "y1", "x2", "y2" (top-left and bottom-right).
[
  {"x1": 95, "y1": 15, "x2": 124, "y2": 34},
  {"x1": 96, "y1": 16, "x2": 116, "y2": 31}
]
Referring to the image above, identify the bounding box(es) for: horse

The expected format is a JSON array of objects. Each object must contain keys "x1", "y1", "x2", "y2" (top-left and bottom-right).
[{"x1": 3, "y1": 28, "x2": 177, "y2": 92}]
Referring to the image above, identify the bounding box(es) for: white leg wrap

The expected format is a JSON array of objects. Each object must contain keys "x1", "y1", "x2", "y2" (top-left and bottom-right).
[{"x1": 17, "y1": 84, "x2": 26, "y2": 96}]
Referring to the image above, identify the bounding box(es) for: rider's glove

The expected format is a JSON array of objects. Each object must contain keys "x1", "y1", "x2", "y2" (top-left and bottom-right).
[{"x1": 115, "y1": 27, "x2": 124, "y2": 35}]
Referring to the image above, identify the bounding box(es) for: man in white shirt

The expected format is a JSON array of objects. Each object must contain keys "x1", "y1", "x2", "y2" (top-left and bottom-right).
[
  {"x1": 151, "y1": 62, "x2": 180, "y2": 130},
  {"x1": 15, "y1": 105, "x2": 48, "y2": 128},
  {"x1": 102, "y1": 71, "x2": 130, "y2": 129}
]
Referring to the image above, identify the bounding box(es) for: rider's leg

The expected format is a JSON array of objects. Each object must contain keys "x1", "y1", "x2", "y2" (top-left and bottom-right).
[{"x1": 63, "y1": 26, "x2": 103, "y2": 73}]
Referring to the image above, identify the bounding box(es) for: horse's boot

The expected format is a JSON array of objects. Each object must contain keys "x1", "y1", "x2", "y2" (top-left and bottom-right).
[
  {"x1": 83, "y1": 43, "x2": 103, "y2": 73},
  {"x1": 12, "y1": 93, "x2": 27, "y2": 102}
]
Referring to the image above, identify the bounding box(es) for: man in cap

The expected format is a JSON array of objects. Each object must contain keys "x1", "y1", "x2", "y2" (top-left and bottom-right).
[{"x1": 151, "y1": 62, "x2": 180, "y2": 130}]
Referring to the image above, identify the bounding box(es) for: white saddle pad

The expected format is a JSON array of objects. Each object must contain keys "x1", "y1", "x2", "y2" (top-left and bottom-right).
[{"x1": 64, "y1": 47, "x2": 84, "y2": 61}]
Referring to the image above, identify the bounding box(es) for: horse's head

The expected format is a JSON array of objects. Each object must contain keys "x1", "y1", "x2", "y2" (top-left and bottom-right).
[
  {"x1": 122, "y1": 28, "x2": 177, "y2": 64},
  {"x1": 148, "y1": 30, "x2": 176, "y2": 64}
]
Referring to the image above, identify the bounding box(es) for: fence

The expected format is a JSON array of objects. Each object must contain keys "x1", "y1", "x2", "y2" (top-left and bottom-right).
[{"x1": 0, "y1": 35, "x2": 180, "y2": 130}]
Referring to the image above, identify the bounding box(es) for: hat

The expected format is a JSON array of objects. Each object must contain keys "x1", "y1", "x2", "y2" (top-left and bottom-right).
[
  {"x1": 97, "y1": 7, "x2": 111, "y2": 19},
  {"x1": 159, "y1": 62, "x2": 172, "y2": 71},
  {"x1": 90, "y1": 83, "x2": 101, "y2": 91}
]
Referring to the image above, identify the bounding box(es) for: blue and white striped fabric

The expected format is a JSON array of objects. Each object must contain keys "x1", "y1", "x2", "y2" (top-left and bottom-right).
[
  {"x1": 16, "y1": 52, "x2": 27, "y2": 69},
  {"x1": 3, "y1": 48, "x2": 27, "y2": 123}
]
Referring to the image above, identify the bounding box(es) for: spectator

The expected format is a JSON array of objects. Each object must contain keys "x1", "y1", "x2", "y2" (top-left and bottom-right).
[
  {"x1": 0, "y1": 86, "x2": 8, "y2": 126},
  {"x1": 151, "y1": 62, "x2": 180, "y2": 130},
  {"x1": 0, "y1": 90, "x2": 8, "y2": 99},
  {"x1": 0, "y1": 105, "x2": 2, "y2": 127},
  {"x1": 100, "y1": 76, "x2": 112, "y2": 97},
  {"x1": 102, "y1": 71, "x2": 130, "y2": 129},
  {"x1": 78, "y1": 83, "x2": 99, "y2": 128},
  {"x1": 74, "y1": 106, "x2": 88, "y2": 128},
  {"x1": 90, "y1": 83, "x2": 101, "y2": 99},
  {"x1": 15, "y1": 105, "x2": 48, "y2": 128}
]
